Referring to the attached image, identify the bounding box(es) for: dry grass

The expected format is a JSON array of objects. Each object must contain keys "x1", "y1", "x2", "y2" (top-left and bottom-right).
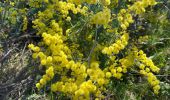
[{"x1": 0, "y1": 31, "x2": 38, "y2": 100}]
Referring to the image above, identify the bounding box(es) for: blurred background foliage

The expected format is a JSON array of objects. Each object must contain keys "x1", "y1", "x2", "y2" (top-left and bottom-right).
[{"x1": 0, "y1": 0, "x2": 170, "y2": 100}]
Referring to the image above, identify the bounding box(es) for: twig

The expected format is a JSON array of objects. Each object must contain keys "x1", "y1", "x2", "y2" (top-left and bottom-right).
[
  {"x1": 8, "y1": 34, "x2": 39, "y2": 43},
  {"x1": 163, "y1": 4, "x2": 170, "y2": 11},
  {"x1": 160, "y1": 38, "x2": 170, "y2": 41},
  {"x1": 0, "y1": 48, "x2": 15, "y2": 63},
  {"x1": 155, "y1": 75, "x2": 170, "y2": 77},
  {"x1": 87, "y1": 25, "x2": 98, "y2": 67},
  {"x1": 20, "y1": 42, "x2": 28, "y2": 68}
]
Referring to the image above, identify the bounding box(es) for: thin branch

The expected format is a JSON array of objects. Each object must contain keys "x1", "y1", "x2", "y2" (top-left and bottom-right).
[
  {"x1": 87, "y1": 25, "x2": 99, "y2": 67},
  {"x1": 0, "y1": 48, "x2": 14, "y2": 63},
  {"x1": 155, "y1": 75, "x2": 170, "y2": 77}
]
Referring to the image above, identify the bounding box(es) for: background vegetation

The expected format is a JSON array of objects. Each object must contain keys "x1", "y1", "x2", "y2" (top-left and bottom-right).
[{"x1": 0, "y1": 0, "x2": 170, "y2": 100}]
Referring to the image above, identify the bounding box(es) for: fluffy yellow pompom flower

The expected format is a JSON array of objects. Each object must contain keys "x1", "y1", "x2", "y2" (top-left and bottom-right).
[
  {"x1": 115, "y1": 73, "x2": 122, "y2": 79},
  {"x1": 46, "y1": 56, "x2": 53, "y2": 63},
  {"x1": 90, "y1": 7, "x2": 111, "y2": 25},
  {"x1": 106, "y1": 72, "x2": 112, "y2": 78},
  {"x1": 32, "y1": 53, "x2": 38, "y2": 59},
  {"x1": 139, "y1": 64, "x2": 145, "y2": 69},
  {"x1": 41, "y1": 59, "x2": 47, "y2": 65},
  {"x1": 117, "y1": 67, "x2": 122, "y2": 73},
  {"x1": 40, "y1": 79, "x2": 46, "y2": 85},
  {"x1": 100, "y1": 0, "x2": 111, "y2": 6},
  {"x1": 97, "y1": 78, "x2": 105, "y2": 86},
  {"x1": 22, "y1": 16, "x2": 28, "y2": 31},
  {"x1": 44, "y1": 0, "x2": 48, "y2": 3},
  {"x1": 66, "y1": 16, "x2": 71, "y2": 21},
  {"x1": 46, "y1": 66, "x2": 54, "y2": 78},
  {"x1": 36, "y1": 83, "x2": 41, "y2": 90}
]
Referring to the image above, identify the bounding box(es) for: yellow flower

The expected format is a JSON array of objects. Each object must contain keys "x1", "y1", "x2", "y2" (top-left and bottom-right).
[
  {"x1": 47, "y1": 56, "x2": 53, "y2": 63},
  {"x1": 10, "y1": 2, "x2": 15, "y2": 6},
  {"x1": 44, "y1": 0, "x2": 48, "y2": 3},
  {"x1": 121, "y1": 24, "x2": 127, "y2": 30},
  {"x1": 118, "y1": 16, "x2": 123, "y2": 21},
  {"x1": 41, "y1": 59, "x2": 47, "y2": 65},
  {"x1": 38, "y1": 52, "x2": 46, "y2": 59},
  {"x1": 32, "y1": 53, "x2": 38, "y2": 59},
  {"x1": 97, "y1": 78, "x2": 105, "y2": 86},
  {"x1": 154, "y1": 90, "x2": 159, "y2": 94},
  {"x1": 22, "y1": 16, "x2": 28, "y2": 31},
  {"x1": 51, "y1": 84, "x2": 57, "y2": 92},
  {"x1": 66, "y1": 16, "x2": 71, "y2": 21},
  {"x1": 115, "y1": 73, "x2": 122, "y2": 79},
  {"x1": 150, "y1": 80, "x2": 157, "y2": 86},
  {"x1": 111, "y1": 69, "x2": 116, "y2": 74},
  {"x1": 106, "y1": 72, "x2": 112, "y2": 78},
  {"x1": 120, "y1": 9, "x2": 126, "y2": 14},
  {"x1": 122, "y1": 68, "x2": 127, "y2": 73},
  {"x1": 139, "y1": 70, "x2": 146, "y2": 75},
  {"x1": 90, "y1": 7, "x2": 111, "y2": 25},
  {"x1": 139, "y1": 64, "x2": 145, "y2": 69},
  {"x1": 40, "y1": 79, "x2": 46, "y2": 85},
  {"x1": 153, "y1": 85, "x2": 160, "y2": 91},
  {"x1": 75, "y1": 89, "x2": 84, "y2": 96},
  {"x1": 145, "y1": 68, "x2": 150, "y2": 72},
  {"x1": 28, "y1": 44, "x2": 34, "y2": 49},
  {"x1": 117, "y1": 67, "x2": 122, "y2": 73},
  {"x1": 36, "y1": 83, "x2": 41, "y2": 89},
  {"x1": 43, "y1": 75, "x2": 50, "y2": 81},
  {"x1": 33, "y1": 47, "x2": 40, "y2": 52},
  {"x1": 139, "y1": 50, "x2": 144, "y2": 55},
  {"x1": 100, "y1": 0, "x2": 111, "y2": 6}
]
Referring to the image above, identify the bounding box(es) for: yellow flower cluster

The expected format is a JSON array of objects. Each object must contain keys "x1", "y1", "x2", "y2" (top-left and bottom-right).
[
  {"x1": 129, "y1": 0, "x2": 157, "y2": 14},
  {"x1": 32, "y1": 1, "x2": 88, "y2": 35},
  {"x1": 22, "y1": 16, "x2": 28, "y2": 31},
  {"x1": 58, "y1": 1, "x2": 88, "y2": 18},
  {"x1": 138, "y1": 35, "x2": 149, "y2": 44},
  {"x1": 99, "y1": 0, "x2": 111, "y2": 6},
  {"x1": 51, "y1": 79, "x2": 97, "y2": 100},
  {"x1": 139, "y1": 66, "x2": 160, "y2": 94},
  {"x1": 32, "y1": 19, "x2": 47, "y2": 35},
  {"x1": 137, "y1": 50, "x2": 160, "y2": 73},
  {"x1": 68, "y1": 0, "x2": 111, "y2": 6},
  {"x1": 9, "y1": 1, "x2": 15, "y2": 6},
  {"x1": 90, "y1": 7, "x2": 111, "y2": 25},
  {"x1": 36, "y1": 66, "x2": 54, "y2": 89},
  {"x1": 100, "y1": 0, "x2": 159, "y2": 88},
  {"x1": 28, "y1": 0, "x2": 44, "y2": 8},
  {"x1": 108, "y1": 50, "x2": 135, "y2": 79},
  {"x1": 28, "y1": 44, "x2": 40, "y2": 53},
  {"x1": 116, "y1": 0, "x2": 156, "y2": 31},
  {"x1": 68, "y1": 0, "x2": 98, "y2": 5},
  {"x1": 102, "y1": 32, "x2": 129, "y2": 55},
  {"x1": 0, "y1": 7, "x2": 3, "y2": 13},
  {"x1": 51, "y1": 79, "x2": 78, "y2": 93},
  {"x1": 50, "y1": 62, "x2": 99, "y2": 99},
  {"x1": 110, "y1": 65, "x2": 123, "y2": 79},
  {"x1": 50, "y1": 20, "x2": 63, "y2": 35},
  {"x1": 132, "y1": 49, "x2": 161, "y2": 94},
  {"x1": 74, "y1": 80, "x2": 96, "y2": 100},
  {"x1": 147, "y1": 73, "x2": 160, "y2": 94},
  {"x1": 87, "y1": 62, "x2": 108, "y2": 86},
  {"x1": 49, "y1": 61, "x2": 106, "y2": 99},
  {"x1": 117, "y1": 9, "x2": 134, "y2": 30},
  {"x1": 66, "y1": 61, "x2": 87, "y2": 84}
]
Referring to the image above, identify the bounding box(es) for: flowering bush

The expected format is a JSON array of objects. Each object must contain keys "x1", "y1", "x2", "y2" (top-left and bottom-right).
[
  {"x1": 27, "y1": 0, "x2": 162, "y2": 99},
  {"x1": 1, "y1": 0, "x2": 169, "y2": 99}
]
